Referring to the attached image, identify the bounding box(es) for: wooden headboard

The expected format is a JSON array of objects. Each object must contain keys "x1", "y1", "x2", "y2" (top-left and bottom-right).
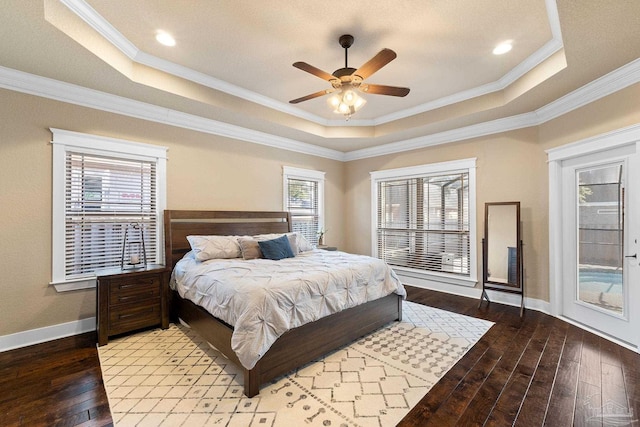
[{"x1": 163, "y1": 210, "x2": 292, "y2": 270}]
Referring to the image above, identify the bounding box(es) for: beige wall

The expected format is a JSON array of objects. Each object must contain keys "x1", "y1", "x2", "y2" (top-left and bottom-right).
[
  {"x1": 1, "y1": 80, "x2": 639, "y2": 339},
  {"x1": 0, "y1": 89, "x2": 345, "y2": 337},
  {"x1": 344, "y1": 127, "x2": 549, "y2": 299},
  {"x1": 344, "y1": 82, "x2": 640, "y2": 302}
]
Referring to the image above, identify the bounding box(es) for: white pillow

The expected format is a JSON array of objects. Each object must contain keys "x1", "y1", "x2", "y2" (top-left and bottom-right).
[
  {"x1": 295, "y1": 233, "x2": 314, "y2": 252},
  {"x1": 187, "y1": 235, "x2": 242, "y2": 261}
]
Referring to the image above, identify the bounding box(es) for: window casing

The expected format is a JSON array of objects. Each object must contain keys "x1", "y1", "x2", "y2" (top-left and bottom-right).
[
  {"x1": 51, "y1": 129, "x2": 167, "y2": 291},
  {"x1": 283, "y1": 166, "x2": 325, "y2": 246},
  {"x1": 371, "y1": 159, "x2": 477, "y2": 287}
]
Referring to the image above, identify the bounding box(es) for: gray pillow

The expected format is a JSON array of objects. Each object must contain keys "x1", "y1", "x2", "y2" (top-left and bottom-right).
[{"x1": 238, "y1": 237, "x2": 262, "y2": 260}]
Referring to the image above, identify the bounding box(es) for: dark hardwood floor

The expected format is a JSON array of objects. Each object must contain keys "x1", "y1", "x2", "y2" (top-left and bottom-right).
[
  {"x1": 399, "y1": 287, "x2": 640, "y2": 426},
  {"x1": 1, "y1": 286, "x2": 638, "y2": 426},
  {"x1": 0, "y1": 332, "x2": 112, "y2": 426}
]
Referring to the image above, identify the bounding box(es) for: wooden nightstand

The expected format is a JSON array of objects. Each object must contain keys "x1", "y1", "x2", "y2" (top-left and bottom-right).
[{"x1": 96, "y1": 264, "x2": 169, "y2": 346}]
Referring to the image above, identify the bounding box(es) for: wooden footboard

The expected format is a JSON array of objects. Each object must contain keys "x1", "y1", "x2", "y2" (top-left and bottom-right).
[{"x1": 172, "y1": 290, "x2": 402, "y2": 397}]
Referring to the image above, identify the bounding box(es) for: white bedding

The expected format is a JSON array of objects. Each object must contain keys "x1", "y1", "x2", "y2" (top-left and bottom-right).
[{"x1": 170, "y1": 249, "x2": 406, "y2": 369}]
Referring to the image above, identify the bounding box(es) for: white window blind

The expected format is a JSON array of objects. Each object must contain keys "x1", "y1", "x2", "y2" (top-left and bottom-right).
[
  {"x1": 371, "y1": 159, "x2": 477, "y2": 285},
  {"x1": 51, "y1": 129, "x2": 167, "y2": 290},
  {"x1": 64, "y1": 152, "x2": 158, "y2": 277},
  {"x1": 287, "y1": 178, "x2": 319, "y2": 244},
  {"x1": 376, "y1": 173, "x2": 470, "y2": 276},
  {"x1": 283, "y1": 166, "x2": 325, "y2": 246}
]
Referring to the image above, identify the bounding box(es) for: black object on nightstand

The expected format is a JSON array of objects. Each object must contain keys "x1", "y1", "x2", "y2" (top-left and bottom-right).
[
  {"x1": 96, "y1": 264, "x2": 169, "y2": 346},
  {"x1": 318, "y1": 245, "x2": 338, "y2": 251}
]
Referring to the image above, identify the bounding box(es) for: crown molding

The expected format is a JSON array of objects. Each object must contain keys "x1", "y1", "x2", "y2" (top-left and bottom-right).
[
  {"x1": 1, "y1": 50, "x2": 638, "y2": 163},
  {"x1": 345, "y1": 57, "x2": 640, "y2": 161},
  {"x1": 344, "y1": 113, "x2": 539, "y2": 161},
  {"x1": 498, "y1": 38, "x2": 564, "y2": 90},
  {"x1": 536, "y1": 57, "x2": 640, "y2": 123},
  {"x1": 546, "y1": 122, "x2": 640, "y2": 162},
  {"x1": 0, "y1": 65, "x2": 344, "y2": 161},
  {"x1": 61, "y1": 0, "x2": 564, "y2": 128},
  {"x1": 134, "y1": 51, "x2": 330, "y2": 126},
  {"x1": 60, "y1": 0, "x2": 331, "y2": 126},
  {"x1": 59, "y1": 0, "x2": 138, "y2": 58},
  {"x1": 374, "y1": 39, "x2": 564, "y2": 126},
  {"x1": 372, "y1": 80, "x2": 504, "y2": 125}
]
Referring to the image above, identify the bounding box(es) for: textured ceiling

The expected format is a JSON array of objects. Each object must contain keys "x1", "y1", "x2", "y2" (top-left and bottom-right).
[
  {"x1": 86, "y1": 0, "x2": 552, "y2": 120},
  {"x1": 1, "y1": 1, "x2": 639, "y2": 155}
]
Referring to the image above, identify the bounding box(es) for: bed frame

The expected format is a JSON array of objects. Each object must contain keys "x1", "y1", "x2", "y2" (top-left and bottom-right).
[{"x1": 164, "y1": 210, "x2": 403, "y2": 397}]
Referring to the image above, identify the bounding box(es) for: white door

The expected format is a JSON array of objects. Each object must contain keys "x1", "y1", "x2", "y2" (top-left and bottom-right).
[{"x1": 561, "y1": 144, "x2": 640, "y2": 347}]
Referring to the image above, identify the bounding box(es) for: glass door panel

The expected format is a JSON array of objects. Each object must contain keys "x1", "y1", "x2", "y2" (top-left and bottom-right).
[{"x1": 577, "y1": 163, "x2": 624, "y2": 316}]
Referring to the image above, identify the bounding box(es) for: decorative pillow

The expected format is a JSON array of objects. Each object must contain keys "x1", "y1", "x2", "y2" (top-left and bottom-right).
[
  {"x1": 238, "y1": 237, "x2": 262, "y2": 260},
  {"x1": 295, "y1": 233, "x2": 314, "y2": 252},
  {"x1": 187, "y1": 235, "x2": 241, "y2": 261},
  {"x1": 258, "y1": 235, "x2": 295, "y2": 260},
  {"x1": 254, "y1": 233, "x2": 299, "y2": 254}
]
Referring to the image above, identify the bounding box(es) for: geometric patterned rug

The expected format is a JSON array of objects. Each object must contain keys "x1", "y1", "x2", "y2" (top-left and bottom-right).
[{"x1": 98, "y1": 301, "x2": 493, "y2": 427}]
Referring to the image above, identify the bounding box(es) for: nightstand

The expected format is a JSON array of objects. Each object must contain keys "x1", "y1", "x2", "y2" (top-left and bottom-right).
[
  {"x1": 318, "y1": 245, "x2": 338, "y2": 251},
  {"x1": 96, "y1": 264, "x2": 169, "y2": 346}
]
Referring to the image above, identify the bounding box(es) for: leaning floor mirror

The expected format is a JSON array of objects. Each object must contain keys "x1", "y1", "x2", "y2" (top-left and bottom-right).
[{"x1": 480, "y1": 201, "x2": 524, "y2": 316}]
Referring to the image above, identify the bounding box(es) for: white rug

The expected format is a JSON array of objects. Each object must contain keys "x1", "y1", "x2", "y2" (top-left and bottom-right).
[{"x1": 99, "y1": 301, "x2": 493, "y2": 427}]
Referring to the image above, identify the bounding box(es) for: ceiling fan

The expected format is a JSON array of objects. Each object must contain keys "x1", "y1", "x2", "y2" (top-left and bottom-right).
[{"x1": 290, "y1": 34, "x2": 410, "y2": 118}]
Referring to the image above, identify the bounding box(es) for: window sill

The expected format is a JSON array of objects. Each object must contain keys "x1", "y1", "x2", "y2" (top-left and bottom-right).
[
  {"x1": 51, "y1": 277, "x2": 96, "y2": 292},
  {"x1": 392, "y1": 266, "x2": 477, "y2": 288}
]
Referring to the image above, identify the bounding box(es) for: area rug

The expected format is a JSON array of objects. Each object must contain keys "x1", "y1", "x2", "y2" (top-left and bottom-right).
[{"x1": 98, "y1": 301, "x2": 493, "y2": 427}]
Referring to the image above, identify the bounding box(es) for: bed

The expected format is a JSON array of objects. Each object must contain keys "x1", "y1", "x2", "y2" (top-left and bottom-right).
[{"x1": 164, "y1": 210, "x2": 405, "y2": 397}]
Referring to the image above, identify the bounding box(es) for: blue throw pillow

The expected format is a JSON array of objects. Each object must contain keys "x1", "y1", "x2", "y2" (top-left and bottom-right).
[{"x1": 258, "y1": 235, "x2": 295, "y2": 260}]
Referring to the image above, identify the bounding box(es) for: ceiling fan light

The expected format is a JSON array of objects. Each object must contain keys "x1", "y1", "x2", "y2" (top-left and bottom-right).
[
  {"x1": 343, "y1": 89, "x2": 356, "y2": 105},
  {"x1": 329, "y1": 87, "x2": 366, "y2": 119},
  {"x1": 327, "y1": 93, "x2": 341, "y2": 108},
  {"x1": 337, "y1": 103, "x2": 351, "y2": 115},
  {"x1": 353, "y1": 96, "x2": 366, "y2": 110}
]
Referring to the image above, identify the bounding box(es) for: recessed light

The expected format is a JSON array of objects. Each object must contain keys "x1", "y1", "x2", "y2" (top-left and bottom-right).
[
  {"x1": 493, "y1": 41, "x2": 512, "y2": 55},
  {"x1": 155, "y1": 31, "x2": 176, "y2": 47}
]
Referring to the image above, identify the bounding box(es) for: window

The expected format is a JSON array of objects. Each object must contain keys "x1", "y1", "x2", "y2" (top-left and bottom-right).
[
  {"x1": 51, "y1": 129, "x2": 167, "y2": 291},
  {"x1": 371, "y1": 159, "x2": 477, "y2": 286},
  {"x1": 283, "y1": 166, "x2": 325, "y2": 245}
]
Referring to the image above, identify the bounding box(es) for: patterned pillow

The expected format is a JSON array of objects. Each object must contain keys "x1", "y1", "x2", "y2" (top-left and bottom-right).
[{"x1": 186, "y1": 235, "x2": 242, "y2": 261}]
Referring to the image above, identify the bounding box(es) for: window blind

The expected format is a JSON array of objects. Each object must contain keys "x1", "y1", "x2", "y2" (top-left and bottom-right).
[
  {"x1": 64, "y1": 152, "x2": 158, "y2": 278},
  {"x1": 376, "y1": 173, "x2": 470, "y2": 276},
  {"x1": 286, "y1": 178, "x2": 319, "y2": 245}
]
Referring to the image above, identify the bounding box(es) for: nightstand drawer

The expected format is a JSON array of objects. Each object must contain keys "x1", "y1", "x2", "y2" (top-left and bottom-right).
[
  {"x1": 109, "y1": 276, "x2": 161, "y2": 305},
  {"x1": 109, "y1": 301, "x2": 161, "y2": 334}
]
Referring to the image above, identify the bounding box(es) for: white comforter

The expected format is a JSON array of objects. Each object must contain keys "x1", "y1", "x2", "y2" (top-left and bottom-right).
[{"x1": 170, "y1": 249, "x2": 406, "y2": 369}]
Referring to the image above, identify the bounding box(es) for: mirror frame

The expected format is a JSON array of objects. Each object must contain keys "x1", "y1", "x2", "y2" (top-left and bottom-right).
[{"x1": 482, "y1": 201, "x2": 522, "y2": 292}]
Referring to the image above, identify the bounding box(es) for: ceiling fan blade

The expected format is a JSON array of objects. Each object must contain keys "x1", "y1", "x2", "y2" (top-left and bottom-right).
[
  {"x1": 289, "y1": 89, "x2": 334, "y2": 104},
  {"x1": 293, "y1": 62, "x2": 337, "y2": 82},
  {"x1": 353, "y1": 48, "x2": 397, "y2": 80},
  {"x1": 361, "y1": 84, "x2": 410, "y2": 97}
]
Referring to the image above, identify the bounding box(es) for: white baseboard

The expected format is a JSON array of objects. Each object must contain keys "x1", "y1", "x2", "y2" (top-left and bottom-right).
[
  {"x1": 558, "y1": 315, "x2": 638, "y2": 353},
  {"x1": 0, "y1": 317, "x2": 96, "y2": 353},
  {"x1": 402, "y1": 276, "x2": 551, "y2": 314}
]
